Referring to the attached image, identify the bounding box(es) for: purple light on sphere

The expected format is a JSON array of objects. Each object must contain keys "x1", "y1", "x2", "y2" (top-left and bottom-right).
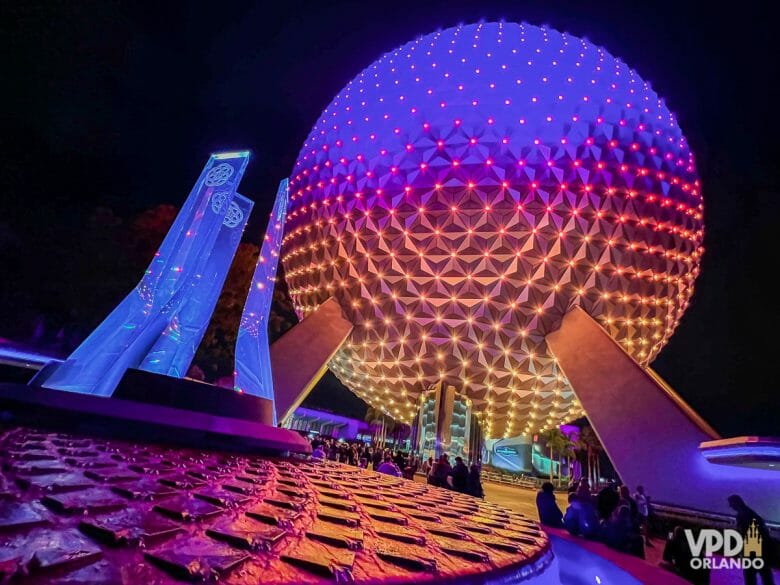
[{"x1": 282, "y1": 22, "x2": 704, "y2": 438}]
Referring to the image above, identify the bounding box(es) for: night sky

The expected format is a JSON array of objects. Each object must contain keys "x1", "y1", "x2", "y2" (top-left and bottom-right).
[{"x1": 2, "y1": 1, "x2": 777, "y2": 436}]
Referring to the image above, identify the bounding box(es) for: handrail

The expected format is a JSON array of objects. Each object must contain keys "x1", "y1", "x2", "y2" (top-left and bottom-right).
[{"x1": 480, "y1": 470, "x2": 539, "y2": 489}]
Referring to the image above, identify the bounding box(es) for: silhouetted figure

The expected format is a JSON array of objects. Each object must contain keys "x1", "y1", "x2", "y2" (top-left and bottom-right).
[
  {"x1": 371, "y1": 449, "x2": 382, "y2": 470},
  {"x1": 536, "y1": 482, "x2": 563, "y2": 527},
  {"x1": 564, "y1": 492, "x2": 600, "y2": 538},
  {"x1": 576, "y1": 477, "x2": 592, "y2": 503},
  {"x1": 597, "y1": 483, "x2": 620, "y2": 520},
  {"x1": 619, "y1": 485, "x2": 639, "y2": 526},
  {"x1": 451, "y1": 456, "x2": 469, "y2": 493},
  {"x1": 663, "y1": 526, "x2": 710, "y2": 585},
  {"x1": 602, "y1": 505, "x2": 644, "y2": 558},
  {"x1": 579, "y1": 491, "x2": 601, "y2": 538},
  {"x1": 728, "y1": 495, "x2": 775, "y2": 585},
  {"x1": 422, "y1": 456, "x2": 433, "y2": 477},
  {"x1": 403, "y1": 454, "x2": 418, "y2": 480},
  {"x1": 467, "y1": 464, "x2": 484, "y2": 498},
  {"x1": 564, "y1": 493, "x2": 581, "y2": 535},
  {"x1": 348, "y1": 445, "x2": 358, "y2": 466},
  {"x1": 431, "y1": 454, "x2": 452, "y2": 488},
  {"x1": 633, "y1": 485, "x2": 653, "y2": 547}
]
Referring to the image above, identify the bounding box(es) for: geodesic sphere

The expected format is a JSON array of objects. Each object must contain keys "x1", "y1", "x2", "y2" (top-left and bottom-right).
[{"x1": 282, "y1": 21, "x2": 704, "y2": 438}]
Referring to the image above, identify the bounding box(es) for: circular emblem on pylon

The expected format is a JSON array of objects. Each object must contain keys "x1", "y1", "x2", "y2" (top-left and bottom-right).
[
  {"x1": 223, "y1": 201, "x2": 244, "y2": 228},
  {"x1": 210, "y1": 191, "x2": 230, "y2": 214},
  {"x1": 204, "y1": 163, "x2": 234, "y2": 187}
]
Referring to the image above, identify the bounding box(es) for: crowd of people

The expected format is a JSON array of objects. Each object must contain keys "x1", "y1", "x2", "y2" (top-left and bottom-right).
[
  {"x1": 660, "y1": 496, "x2": 775, "y2": 585},
  {"x1": 422, "y1": 453, "x2": 484, "y2": 497},
  {"x1": 536, "y1": 477, "x2": 654, "y2": 559},
  {"x1": 308, "y1": 438, "x2": 484, "y2": 497},
  {"x1": 537, "y1": 479, "x2": 776, "y2": 585},
  {"x1": 310, "y1": 438, "x2": 419, "y2": 478},
  {"x1": 312, "y1": 438, "x2": 775, "y2": 585}
]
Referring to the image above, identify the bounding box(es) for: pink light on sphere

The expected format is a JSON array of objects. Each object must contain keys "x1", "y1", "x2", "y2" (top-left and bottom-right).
[{"x1": 281, "y1": 22, "x2": 704, "y2": 438}]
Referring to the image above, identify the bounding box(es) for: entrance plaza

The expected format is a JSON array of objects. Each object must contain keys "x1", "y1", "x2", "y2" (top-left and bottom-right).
[{"x1": 2, "y1": 14, "x2": 779, "y2": 585}]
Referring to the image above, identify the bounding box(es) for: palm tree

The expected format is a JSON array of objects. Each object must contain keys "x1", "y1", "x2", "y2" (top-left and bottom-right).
[
  {"x1": 580, "y1": 425, "x2": 603, "y2": 488},
  {"x1": 364, "y1": 407, "x2": 381, "y2": 444},
  {"x1": 557, "y1": 436, "x2": 575, "y2": 486},
  {"x1": 573, "y1": 435, "x2": 590, "y2": 481},
  {"x1": 539, "y1": 428, "x2": 567, "y2": 483}
]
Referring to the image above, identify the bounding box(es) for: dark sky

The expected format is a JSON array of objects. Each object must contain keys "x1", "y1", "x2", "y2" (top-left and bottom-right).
[{"x1": 2, "y1": 0, "x2": 777, "y2": 436}]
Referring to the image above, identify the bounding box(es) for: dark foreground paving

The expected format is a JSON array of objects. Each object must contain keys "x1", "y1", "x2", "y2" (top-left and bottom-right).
[{"x1": 0, "y1": 426, "x2": 551, "y2": 584}]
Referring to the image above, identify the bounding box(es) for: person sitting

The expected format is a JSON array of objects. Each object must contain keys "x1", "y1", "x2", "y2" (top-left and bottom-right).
[
  {"x1": 467, "y1": 463, "x2": 484, "y2": 498},
  {"x1": 563, "y1": 493, "x2": 581, "y2": 535},
  {"x1": 536, "y1": 481, "x2": 563, "y2": 527},
  {"x1": 564, "y1": 491, "x2": 601, "y2": 538},
  {"x1": 403, "y1": 455, "x2": 418, "y2": 480},
  {"x1": 377, "y1": 455, "x2": 402, "y2": 477},
  {"x1": 451, "y1": 456, "x2": 469, "y2": 493},
  {"x1": 662, "y1": 526, "x2": 711, "y2": 585},
  {"x1": 311, "y1": 444, "x2": 326, "y2": 459},
  {"x1": 579, "y1": 491, "x2": 601, "y2": 539},
  {"x1": 601, "y1": 505, "x2": 644, "y2": 559}
]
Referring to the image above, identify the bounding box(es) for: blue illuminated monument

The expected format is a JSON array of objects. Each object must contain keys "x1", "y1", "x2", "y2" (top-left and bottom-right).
[
  {"x1": 234, "y1": 179, "x2": 289, "y2": 418},
  {"x1": 43, "y1": 152, "x2": 254, "y2": 396}
]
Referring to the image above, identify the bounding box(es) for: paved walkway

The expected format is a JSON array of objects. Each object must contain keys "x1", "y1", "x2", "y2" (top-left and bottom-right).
[{"x1": 481, "y1": 480, "x2": 566, "y2": 520}]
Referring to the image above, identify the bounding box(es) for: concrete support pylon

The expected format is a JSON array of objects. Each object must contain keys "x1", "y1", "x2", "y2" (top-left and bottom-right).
[
  {"x1": 270, "y1": 298, "x2": 353, "y2": 425},
  {"x1": 546, "y1": 306, "x2": 779, "y2": 523}
]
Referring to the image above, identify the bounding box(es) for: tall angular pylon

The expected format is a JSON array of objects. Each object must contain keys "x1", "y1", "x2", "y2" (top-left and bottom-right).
[
  {"x1": 40, "y1": 152, "x2": 252, "y2": 396},
  {"x1": 234, "y1": 179, "x2": 289, "y2": 420}
]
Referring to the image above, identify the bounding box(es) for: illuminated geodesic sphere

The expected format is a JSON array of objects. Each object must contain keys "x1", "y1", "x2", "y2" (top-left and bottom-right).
[{"x1": 282, "y1": 22, "x2": 704, "y2": 438}]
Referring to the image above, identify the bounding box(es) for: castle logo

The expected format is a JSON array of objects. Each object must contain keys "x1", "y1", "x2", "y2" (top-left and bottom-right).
[{"x1": 685, "y1": 520, "x2": 766, "y2": 570}]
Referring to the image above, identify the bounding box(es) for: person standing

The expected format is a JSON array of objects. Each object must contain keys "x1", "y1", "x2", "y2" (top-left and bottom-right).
[
  {"x1": 422, "y1": 456, "x2": 434, "y2": 477},
  {"x1": 433, "y1": 454, "x2": 452, "y2": 488},
  {"x1": 618, "y1": 485, "x2": 639, "y2": 526},
  {"x1": 728, "y1": 495, "x2": 775, "y2": 585},
  {"x1": 467, "y1": 463, "x2": 484, "y2": 498},
  {"x1": 451, "y1": 456, "x2": 469, "y2": 493},
  {"x1": 633, "y1": 485, "x2": 653, "y2": 547},
  {"x1": 536, "y1": 482, "x2": 563, "y2": 527},
  {"x1": 597, "y1": 482, "x2": 620, "y2": 521}
]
